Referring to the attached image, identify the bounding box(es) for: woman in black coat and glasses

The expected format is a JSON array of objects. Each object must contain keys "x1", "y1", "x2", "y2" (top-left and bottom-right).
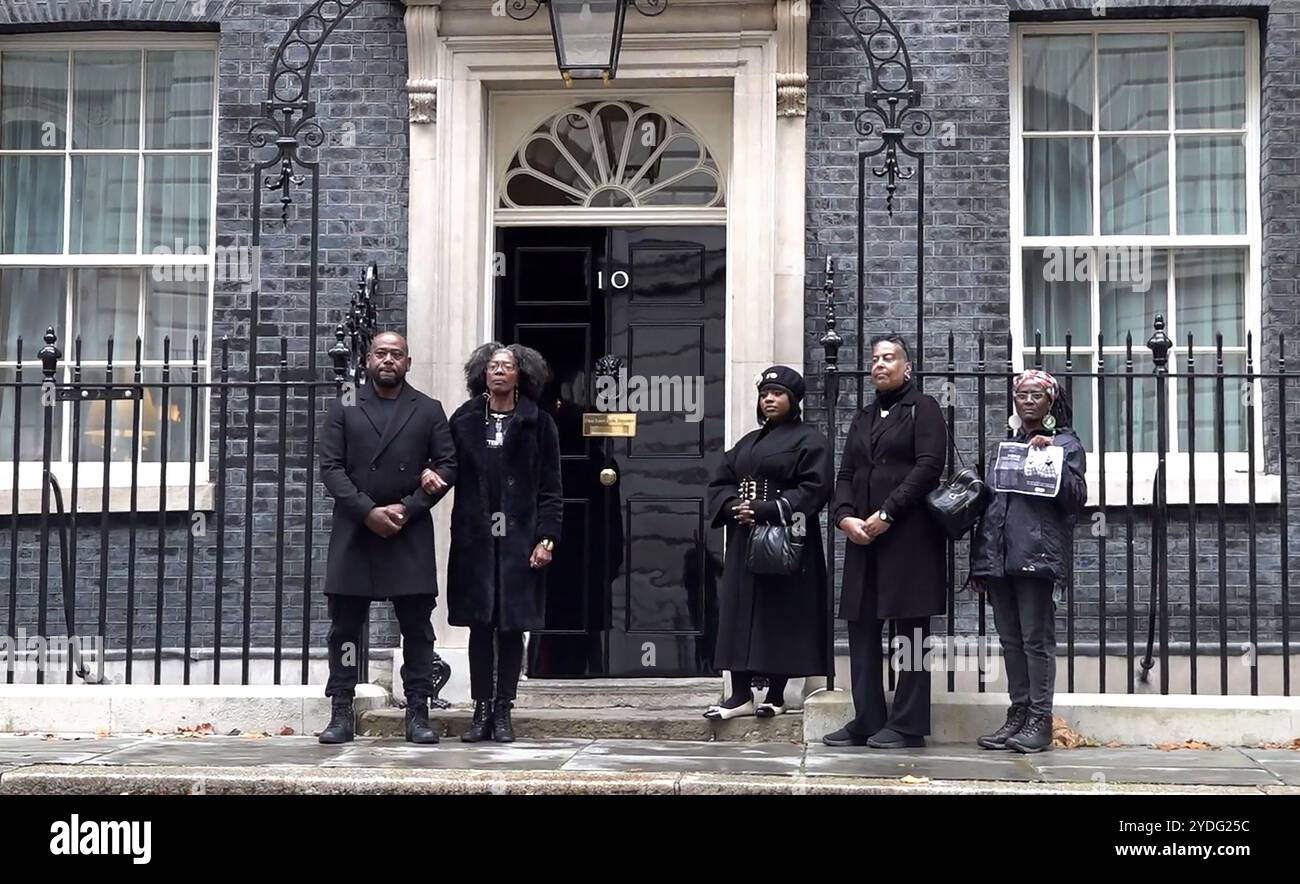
[
  {"x1": 427, "y1": 343, "x2": 563, "y2": 743},
  {"x1": 704, "y1": 366, "x2": 833, "y2": 719}
]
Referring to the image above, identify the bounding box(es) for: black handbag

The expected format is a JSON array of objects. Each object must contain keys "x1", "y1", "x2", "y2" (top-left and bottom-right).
[
  {"x1": 745, "y1": 497, "x2": 805, "y2": 576},
  {"x1": 923, "y1": 413, "x2": 992, "y2": 540}
]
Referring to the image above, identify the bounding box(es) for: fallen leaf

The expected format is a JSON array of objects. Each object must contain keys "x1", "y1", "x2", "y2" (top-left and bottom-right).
[
  {"x1": 40, "y1": 733, "x2": 56, "y2": 741},
  {"x1": 1154, "y1": 740, "x2": 1217, "y2": 751},
  {"x1": 95, "y1": 728, "x2": 111, "y2": 739},
  {"x1": 241, "y1": 731, "x2": 271, "y2": 739},
  {"x1": 175, "y1": 722, "x2": 216, "y2": 738},
  {"x1": 1052, "y1": 716, "x2": 1100, "y2": 749},
  {"x1": 227, "y1": 729, "x2": 241, "y2": 737},
  {"x1": 1257, "y1": 738, "x2": 1300, "y2": 751},
  {"x1": 1105, "y1": 740, "x2": 1123, "y2": 748},
  {"x1": 899, "y1": 775, "x2": 930, "y2": 785},
  {"x1": 278, "y1": 726, "x2": 295, "y2": 736}
]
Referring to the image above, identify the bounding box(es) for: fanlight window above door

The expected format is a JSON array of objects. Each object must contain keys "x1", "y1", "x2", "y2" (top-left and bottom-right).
[{"x1": 500, "y1": 101, "x2": 725, "y2": 209}]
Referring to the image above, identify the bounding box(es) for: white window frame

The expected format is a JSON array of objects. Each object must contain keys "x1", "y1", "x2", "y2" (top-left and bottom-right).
[
  {"x1": 0, "y1": 32, "x2": 219, "y2": 500},
  {"x1": 1010, "y1": 19, "x2": 1275, "y2": 506}
]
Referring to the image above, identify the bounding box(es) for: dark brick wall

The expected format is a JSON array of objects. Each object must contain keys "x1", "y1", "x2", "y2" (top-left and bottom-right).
[
  {"x1": 805, "y1": 0, "x2": 1300, "y2": 652},
  {"x1": 0, "y1": 0, "x2": 410, "y2": 668}
]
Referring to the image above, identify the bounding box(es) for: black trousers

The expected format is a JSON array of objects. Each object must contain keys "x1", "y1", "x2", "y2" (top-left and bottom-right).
[
  {"x1": 987, "y1": 576, "x2": 1057, "y2": 717},
  {"x1": 469, "y1": 625, "x2": 525, "y2": 702},
  {"x1": 845, "y1": 615, "x2": 932, "y2": 737},
  {"x1": 325, "y1": 594, "x2": 436, "y2": 701}
]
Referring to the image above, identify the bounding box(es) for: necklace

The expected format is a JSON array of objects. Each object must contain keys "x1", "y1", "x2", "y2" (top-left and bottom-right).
[{"x1": 486, "y1": 402, "x2": 514, "y2": 448}]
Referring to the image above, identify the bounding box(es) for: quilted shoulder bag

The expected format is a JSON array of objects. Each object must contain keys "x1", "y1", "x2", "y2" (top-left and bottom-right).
[
  {"x1": 745, "y1": 497, "x2": 805, "y2": 576},
  {"x1": 921, "y1": 407, "x2": 992, "y2": 540}
]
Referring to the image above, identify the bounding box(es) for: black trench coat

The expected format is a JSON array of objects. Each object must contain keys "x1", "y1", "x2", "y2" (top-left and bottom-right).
[
  {"x1": 706, "y1": 418, "x2": 833, "y2": 676},
  {"x1": 832, "y1": 383, "x2": 948, "y2": 621},
  {"x1": 320, "y1": 382, "x2": 458, "y2": 600},
  {"x1": 446, "y1": 394, "x2": 564, "y2": 632}
]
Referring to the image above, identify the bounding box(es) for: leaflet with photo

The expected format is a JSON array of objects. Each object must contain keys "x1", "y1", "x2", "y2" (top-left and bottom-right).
[{"x1": 991, "y1": 440, "x2": 1064, "y2": 497}]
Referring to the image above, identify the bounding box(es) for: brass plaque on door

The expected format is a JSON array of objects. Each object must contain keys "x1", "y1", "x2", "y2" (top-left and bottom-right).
[{"x1": 583, "y1": 413, "x2": 637, "y2": 437}]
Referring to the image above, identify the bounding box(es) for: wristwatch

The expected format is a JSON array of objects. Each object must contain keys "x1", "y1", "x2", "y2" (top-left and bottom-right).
[
  {"x1": 878, "y1": 510, "x2": 894, "y2": 524},
  {"x1": 540, "y1": 537, "x2": 555, "y2": 552}
]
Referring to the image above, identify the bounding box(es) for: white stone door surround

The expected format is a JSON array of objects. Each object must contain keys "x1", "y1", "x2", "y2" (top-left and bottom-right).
[{"x1": 401, "y1": 0, "x2": 808, "y2": 657}]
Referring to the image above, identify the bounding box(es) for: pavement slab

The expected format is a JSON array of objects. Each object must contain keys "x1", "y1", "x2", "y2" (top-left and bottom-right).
[
  {"x1": 805, "y1": 744, "x2": 1040, "y2": 782},
  {"x1": 1028, "y1": 747, "x2": 1281, "y2": 786},
  {"x1": 323, "y1": 738, "x2": 592, "y2": 771},
  {"x1": 562, "y1": 738, "x2": 803, "y2": 775}
]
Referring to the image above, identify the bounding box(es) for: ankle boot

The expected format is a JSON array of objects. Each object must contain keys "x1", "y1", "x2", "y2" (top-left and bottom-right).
[
  {"x1": 319, "y1": 698, "x2": 354, "y2": 744},
  {"x1": 976, "y1": 705, "x2": 1029, "y2": 750},
  {"x1": 404, "y1": 696, "x2": 439, "y2": 744},
  {"x1": 1006, "y1": 712, "x2": 1053, "y2": 753},
  {"x1": 461, "y1": 700, "x2": 494, "y2": 743},
  {"x1": 491, "y1": 699, "x2": 515, "y2": 743}
]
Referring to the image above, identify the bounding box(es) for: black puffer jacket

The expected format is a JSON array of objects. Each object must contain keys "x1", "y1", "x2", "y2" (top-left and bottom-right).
[{"x1": 969, "y1": 428, "x2": 1088, "y2": 585}]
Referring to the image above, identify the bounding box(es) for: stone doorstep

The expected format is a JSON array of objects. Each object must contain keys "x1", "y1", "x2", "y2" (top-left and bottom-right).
[
  {"x1": 803, "y1": 690, "x2": 1300, "y2": 747},
  {"x1": 359, "y1": 707, "x2": 804, "y2": 743},
  {"x1": 0, "y1": 684, "x2": 391, "y2": 736}
]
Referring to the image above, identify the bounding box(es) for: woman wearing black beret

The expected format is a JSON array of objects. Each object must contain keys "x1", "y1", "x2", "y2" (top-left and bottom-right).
[{"x1": 704, "y1": 366, "x2": 833, "y2": 719}]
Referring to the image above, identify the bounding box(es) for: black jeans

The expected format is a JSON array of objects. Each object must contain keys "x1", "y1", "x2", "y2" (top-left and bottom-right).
[
  {"x1": 845, "y1": 615, "x2": 932, "y2": 737},
  {"x1": 325, "y1": 594, "x2": 437, "y2": 701},
  {"x1": 987, "y1": 576, "x2": 1057, "y2": 717},
  {"x1": 469, "y1": 625, "x2": 525, "y2": 702}
]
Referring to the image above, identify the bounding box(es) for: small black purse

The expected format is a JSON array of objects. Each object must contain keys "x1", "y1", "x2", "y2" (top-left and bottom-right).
[
  {"x1": 745, "y1": 497, "x2": 805, "y2": 576},
  {"x1": 922, "y1": 412, "x2": 992, "y2": 540}
]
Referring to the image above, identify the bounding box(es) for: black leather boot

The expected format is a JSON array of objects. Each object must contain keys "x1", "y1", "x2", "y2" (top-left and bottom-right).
[
  {"x1": 318, "y1": 698, "x2": 354, "y2": 744},
  {"x1": 1006, "y1": 712, "x2": 1053, "y2": 753},
  {"x1": 461, "y1": 700, "x2": 494, "y2": 743},
  {"x1": 976, "y1": 705, "x2": 1029, "y2": 750},
  {"x1": 404, "y1": 695, "x2": 440, "y2": 744},
  {"x1": 491, "y1": 699, "x2": 516, "y2": 743}
]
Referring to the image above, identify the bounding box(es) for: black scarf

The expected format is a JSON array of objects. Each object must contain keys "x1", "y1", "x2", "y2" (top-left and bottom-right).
[{"x1": 875, "y1": 377, "x2": 913, "y2": 410}]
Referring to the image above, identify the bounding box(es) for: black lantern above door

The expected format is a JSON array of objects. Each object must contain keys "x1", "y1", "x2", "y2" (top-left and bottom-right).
[{"x1": 507, "y1": 0, "x2": 668, "y2": 85}]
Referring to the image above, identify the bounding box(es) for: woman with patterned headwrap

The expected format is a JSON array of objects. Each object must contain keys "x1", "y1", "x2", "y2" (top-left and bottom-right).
[{"x1": 969, "y1": 369, "x2": 1088, "y2": 753}]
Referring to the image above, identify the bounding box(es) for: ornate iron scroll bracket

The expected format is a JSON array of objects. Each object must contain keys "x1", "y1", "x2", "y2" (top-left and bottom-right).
[
  {"x1": 504, "y1": 0, "x2": 668, "y2": 21},
  {"x1": 829, "y1": 0, "x2": 932, "y2": 218}
]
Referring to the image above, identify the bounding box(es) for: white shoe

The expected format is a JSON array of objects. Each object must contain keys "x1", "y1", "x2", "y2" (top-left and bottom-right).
[
  {"x1": 703, "y1": 700, "x2": 755, "y2": 720},
  {"x1": 755, "y1": 702, "x2": 786, "y2": 718}
]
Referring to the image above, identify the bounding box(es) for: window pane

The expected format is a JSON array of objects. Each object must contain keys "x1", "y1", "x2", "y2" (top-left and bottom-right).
[
  {"x1": 71, "y1": 155, "x2": 139, "y2": 254},
  {"x1": 1176, "y1": 135, "x2": 1246, "y2": 235},
  {"x1": 1101, "y1": 353, "x2": 1156, "y2": 453},
  {"x1": 1100, "y1": 137, "x2": 1169, "y2": 235},
  {"x1": 1022, "y1": 35, "x2": 1092, "y2": 131},
  {"x1": 1177, "y1": 353, "x2": 1246, "y2": 453},
  {"x1": 146, "y1": 50, "x2": 214, "y2": 150},
  {"x1": 0, "y1": 367, "x2": 64, "y2": 461},
  {"x1": 1174, "y1": 249, "x2": 1245, "y2": 347},
  {"x1": 0, "y1": 51, "x2": 67, "y2": 150},
  {"x1": 1101, "y1": 249, "x2": 1168, "y2": 346},
  {"x1": 77, "y1": 366, "x2": 136, "y2": 463},
  {"x1": 72, "y1": 268, "x2": 139, "y2": 360},
  {"x1": 1026, "y1": 354, "x2": 1093, "y2": 451},
  {"x1": 1022, "y1": 250, "x2": 1090, "y2": 347},
  {"x1": 0, "y1": 155, "x2": 65, "y2": 254},
  {"x1": 1024, "y1": 138, "x2": 1092, "y2": 235},
  {"x1": 139, "y1": 366, "x2": 206, "y2": 463},
  {"x1": 1099, "y1": 34, "x2": 1168, "y2": 131},
  {"x1": 0, "y1": 268, "x2": 67, "y2": 360},
  {"x1": 72, "y1": 51, "x2": 141, "y2": 150},
  {"x1": 1175, "y1": 32, "x2": 1246, "y2": 130},
  {"x1": 144, "y1": 155, "x2": 210, "y2": 253},
  {"x1": 145, "y1": 271, "x2": 207, "y2": 362}
]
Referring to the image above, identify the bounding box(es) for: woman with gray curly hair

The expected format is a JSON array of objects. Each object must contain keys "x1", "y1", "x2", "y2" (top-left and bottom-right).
[{"x1": 423, "y1": 342, "x2": 563, "y2": 742}]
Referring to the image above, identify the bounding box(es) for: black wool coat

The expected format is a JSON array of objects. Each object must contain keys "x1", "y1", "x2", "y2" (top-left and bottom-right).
[
  {"x1": 969, "y1": 428, "x2": 1088, "y2": 586},
  {"x1": 706, "y1": 418, "x2": 833, "y2": 676},
  {"x1": 446, "y1": 394, "x2": 564, "y2": 632},
  {"x1": 832, "y1": 383, "x2": 948, "y2": 621},
  {"x1": 320, "y1": 382, "x2": 458, "y2": 600}
]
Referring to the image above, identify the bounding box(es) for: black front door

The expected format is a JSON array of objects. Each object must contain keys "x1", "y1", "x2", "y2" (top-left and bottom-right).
[{"x1": 496, "y1": 226, "x2": 726, "y2": 677}]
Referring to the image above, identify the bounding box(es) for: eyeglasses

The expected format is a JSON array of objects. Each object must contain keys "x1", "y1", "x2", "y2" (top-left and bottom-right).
[{"x1": 488, "y1": 360, "x2": 518, "y2": 372}]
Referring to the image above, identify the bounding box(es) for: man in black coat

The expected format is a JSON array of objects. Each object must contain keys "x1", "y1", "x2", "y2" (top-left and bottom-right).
[{"x1": 317, "y1": 332, "x2": 457, "y2": 745}]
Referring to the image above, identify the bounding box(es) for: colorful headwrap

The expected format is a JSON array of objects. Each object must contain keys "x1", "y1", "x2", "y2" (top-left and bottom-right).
[{"x1": 1014, "y1": 368, "x2": 1059, "y2": 403}]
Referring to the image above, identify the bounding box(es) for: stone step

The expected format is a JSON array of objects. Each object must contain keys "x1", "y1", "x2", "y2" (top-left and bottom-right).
[
  {"x1": 513, "y1": 678, "x2": 725, "y2": 710},
  {"x1": 359, "y1": 707, "x2": 802, "y2": 743}
]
